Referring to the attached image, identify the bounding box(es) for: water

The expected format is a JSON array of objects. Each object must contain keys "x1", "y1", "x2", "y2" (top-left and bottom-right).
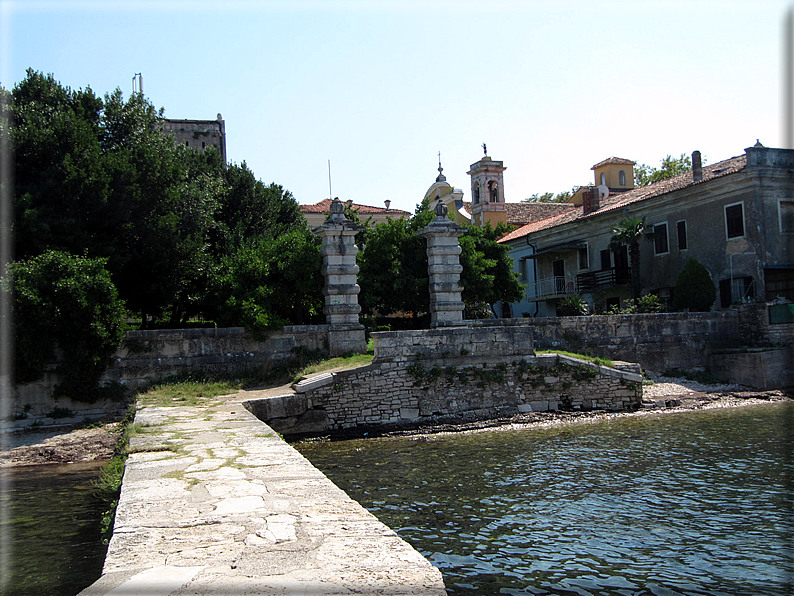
[
  {"x1": 0, "y1": 461, "x2": 109, "y2": 596},
  {"x1": 297, "y1": 402, "x2": 794, "y2": 595}
]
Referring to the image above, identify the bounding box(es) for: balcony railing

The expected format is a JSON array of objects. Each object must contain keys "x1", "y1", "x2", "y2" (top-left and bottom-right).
[
  {"x1": 526, "y1": 276, "x2": 577, "y2": 300},
  {"x1": 576, "y1": 268, "x2": 631, "y2": 292}
]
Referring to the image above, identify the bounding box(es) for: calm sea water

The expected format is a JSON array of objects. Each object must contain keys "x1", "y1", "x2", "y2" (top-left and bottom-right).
[
  {"x1": 297, "y1": 402, "x2": 794, "y2": 596},
  {"x1": 0, "y1": 461, "x2": 108, "y2": 596}
]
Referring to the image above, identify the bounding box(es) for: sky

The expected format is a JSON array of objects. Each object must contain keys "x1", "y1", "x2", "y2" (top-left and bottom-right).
[{"x1": 1, "y1": 0, "x2": 792, "y2": 215}]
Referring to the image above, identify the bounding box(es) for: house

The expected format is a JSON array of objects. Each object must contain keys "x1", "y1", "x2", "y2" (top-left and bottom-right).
[
  {"x1": 300, "y1": 199, "x2": 410, "y2": 229},
  {"x1": 497, "y1": 143, "x2": 794, "y2": 317}
]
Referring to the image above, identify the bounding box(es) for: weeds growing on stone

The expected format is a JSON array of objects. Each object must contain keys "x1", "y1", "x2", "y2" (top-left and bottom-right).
[{"x1": 537, "y1": 350, "x2": 614, "y2": 368}]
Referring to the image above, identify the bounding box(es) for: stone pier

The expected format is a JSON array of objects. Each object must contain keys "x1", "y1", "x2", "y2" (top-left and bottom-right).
[
  {"x1": 419, "y1": 199, "x2": 466, "y2": 327},
  {"x1": 314, "y1": 198, "x2": 367, "y2": 356}
]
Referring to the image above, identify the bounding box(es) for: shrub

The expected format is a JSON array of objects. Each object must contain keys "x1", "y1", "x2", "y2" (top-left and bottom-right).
[
  {"x1": 608, "y1": 294, "x2": 664, "y2": 314},
  {"x1": 556, "y1": 295, "x2": 590, "y2": 316},
  {"x1": 673, "y1": 259, "x2": 716, "y2": 312},
  {"x1": 5, "y1": 251, "x2": 127, "y2": 401}
]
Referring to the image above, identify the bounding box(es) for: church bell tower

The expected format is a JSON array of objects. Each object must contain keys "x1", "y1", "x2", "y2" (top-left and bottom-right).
[{"x1": 467, "y1": 144, "x2": 507, "y2": 228}]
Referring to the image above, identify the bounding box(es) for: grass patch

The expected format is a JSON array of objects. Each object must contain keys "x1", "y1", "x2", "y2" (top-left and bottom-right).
[
  {"x1": 293, "y1": 351, "x2": 374, "y2": 383},
  {"x1": 537, "y1": 350, "x2": 614, "y2": 368},
  {"x1": 138, "y1": 380, "x2": 237, "y2": 408},
  {"x1": 93, "y1": 406, "x2": 136, "y2": 543}
]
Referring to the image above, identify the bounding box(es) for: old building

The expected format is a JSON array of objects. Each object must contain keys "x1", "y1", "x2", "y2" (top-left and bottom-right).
[
  {"x1": 300, "y1": 199, "x2": 410, "y2": 229},
  {"x1": 162, "y1": 114, "x2": 227, "y2": 162},
  {"x1": 498, "y1": 143, "x2": 794, "y2": 316}
]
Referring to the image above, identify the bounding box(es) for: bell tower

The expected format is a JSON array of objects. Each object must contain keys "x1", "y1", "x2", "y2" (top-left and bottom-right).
[{"x1": 467, "y1": 144, "x2": 507, "y2": 228}]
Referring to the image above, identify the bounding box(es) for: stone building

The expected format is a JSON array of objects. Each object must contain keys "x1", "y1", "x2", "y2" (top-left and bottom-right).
[
  {"x1": 162, "y1": 114, "x2": 227, "y2": 162},
  {"x1": 498, "y1": 143, "x2": 794, "y2": 316}
]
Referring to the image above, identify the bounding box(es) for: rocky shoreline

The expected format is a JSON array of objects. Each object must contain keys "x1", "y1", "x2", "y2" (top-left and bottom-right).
[{"x1": 1, "y1": 373, "x2": 790, "y2": 466}]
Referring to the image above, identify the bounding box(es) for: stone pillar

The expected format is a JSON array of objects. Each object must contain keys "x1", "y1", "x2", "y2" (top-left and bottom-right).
[
  {"x1": 313, "y1": 199, "x2": 367, "y2": 356},
  {"x1": 419, "y1": 199, "x2": 467, "y2": 327}
]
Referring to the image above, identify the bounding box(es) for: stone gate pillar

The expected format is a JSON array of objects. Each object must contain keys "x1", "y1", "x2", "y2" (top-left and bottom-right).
[
  {"x1": 313, "y1": 198, "x2": 367, "y2": 356},
  {"x1": 419, "y1": 199, "x2": 466, "y2": 327}
]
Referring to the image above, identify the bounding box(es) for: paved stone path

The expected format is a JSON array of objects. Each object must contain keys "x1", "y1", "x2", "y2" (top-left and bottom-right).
[{"x1": 79, "y1": 387, "x2": 446, "y2": 595}]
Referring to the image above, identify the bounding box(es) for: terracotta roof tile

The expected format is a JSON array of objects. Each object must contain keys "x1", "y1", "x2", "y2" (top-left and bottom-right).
[
  {"x1": 300, "y1": 199, "x2": 410, "y2": 216},
  {"x1": 591, "y1": 156, "x2": 636, "y2": 169}
]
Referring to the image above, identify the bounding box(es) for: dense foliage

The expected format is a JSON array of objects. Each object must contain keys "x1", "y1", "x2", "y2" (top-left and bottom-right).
[
  {"x1": 4, "y1": 70, "x2": 316, "y2": 392},
  {"x1": 635, "y1": 153, "x2": 693, "y2": 187},
  {"x1": 673, "y1": 259, "x2": 716, "y2": 312},
  {"x1": 357, "y1": 199, "x2": 523, "y2": 320},
  {"x1": 8, "y1": 69, "x2": 310, "y2": 329},
  {"x1": 5, "y1": 251, "x2": 127, "y2": 399},
  {"x1": 609, "y1": 217, "x2": 646, "y2": 299}
]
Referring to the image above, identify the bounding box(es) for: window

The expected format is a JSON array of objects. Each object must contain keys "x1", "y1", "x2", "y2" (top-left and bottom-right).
[
  {"x1": 677, "y1": 220, "x2": 687, "y2": 250},
  {"x1": 719, "y1": 276, "x2": 755, "y2": 308},
  {"x1": 725, "y1": 203, "x2": 745, "y2": 239},
  {"x1": 578, "y1": 244, "x2": 589, "y2": 270},
  {"x1": 600, "y1": 173, "x2": 606, "y2": 185},
  {"x1": 653, "y1": 222, "x2": 669, "y2": 255},
  {"x1": 619, "y1": 170, "x2": 626, "y2": 186},
  {"x1": 519, "y1": 258, "x2": 529, "y2": 282},
  {"x1": 600, "y1": 249, "x2": 611, "y2": 270},
  {"x1": 473, "y1": 183, "x2": 480, "y2": 204},
  {"x1": 780, "y1": 200, "x2": 794, "y2": 234}
]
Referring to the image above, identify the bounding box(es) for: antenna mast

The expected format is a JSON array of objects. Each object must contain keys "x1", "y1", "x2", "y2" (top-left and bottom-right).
[
  {"x1": 132, "y1": 73, "x2": 143, "y2": 95},
  {"x1": 328, "y1": 160, "x2": 333, "y2": 200}
]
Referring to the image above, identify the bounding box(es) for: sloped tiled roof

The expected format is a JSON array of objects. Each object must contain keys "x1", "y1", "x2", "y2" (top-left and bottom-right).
[
  {"x1": 461, "y1": 201, "x2": 576, "y2": 226},
  {"x1": 498, "y1": 154, "x2": 747, "y2": 243},
  {"x1": 300, "y1": 199, "x2": 410, "y2": 216},
  {"x1": 591, "y1": 156, "x2": 636, "y2": 169}
]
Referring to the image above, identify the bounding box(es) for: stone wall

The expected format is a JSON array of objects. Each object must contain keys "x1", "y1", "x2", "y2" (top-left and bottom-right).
[
  {"x1": 509, "y1": 311, "x2": 742, "y2": 371},
  {"x1": 7, "y1": 326, "x2": 329, "y2": 431},
  {"x1": 244, "y1": 326, "x2": 643, "y2": 436},
  {"x1": 106, "y1": 325, "x2": 328, "y2": 389}
]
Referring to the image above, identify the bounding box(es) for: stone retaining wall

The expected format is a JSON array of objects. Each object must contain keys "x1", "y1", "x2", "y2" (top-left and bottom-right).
[
  {"x1": 7, "y1": 326, "x2": 329, "y2": 431},
  {"x1": 245, "y1": 326, "x2": 643, "y2": 436}
]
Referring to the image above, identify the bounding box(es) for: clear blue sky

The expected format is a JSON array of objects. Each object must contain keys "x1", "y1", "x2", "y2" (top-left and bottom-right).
[{"x1": 1, "y1": 0, "x2": 790, "y2": 214}]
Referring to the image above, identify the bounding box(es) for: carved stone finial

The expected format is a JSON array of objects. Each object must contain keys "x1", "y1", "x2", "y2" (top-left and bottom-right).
[
  {"x1": 330, "y1": 198, "x2": 345, "y2": 214},
  {"x1": 434, "y1": 196, "x2": 448, "y2": 218}
]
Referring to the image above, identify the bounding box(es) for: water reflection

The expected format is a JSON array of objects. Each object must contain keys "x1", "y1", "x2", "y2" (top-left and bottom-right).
[
  {"x1": 297, "y1": 403, "x2": 794, "y2": 595},
  {"x1": 0, "y1": 461, "x2": 108, "y2": 596}
]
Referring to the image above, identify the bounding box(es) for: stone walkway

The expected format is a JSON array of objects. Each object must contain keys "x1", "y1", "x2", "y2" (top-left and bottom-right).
[{"x1": 79, "y1": 388, "x2": 446, "y2": 595}]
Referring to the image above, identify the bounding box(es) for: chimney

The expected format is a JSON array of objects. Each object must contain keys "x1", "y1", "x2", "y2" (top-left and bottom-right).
[
  {"x1": 582, "y1": 187, "x2": 600, "y2": 215},
  {"x1": 692, "y1": 150, "x2": 702, "y2": 182},
  {"x1": 384, "y1": 199, "x2": 391, "y2": 210}
]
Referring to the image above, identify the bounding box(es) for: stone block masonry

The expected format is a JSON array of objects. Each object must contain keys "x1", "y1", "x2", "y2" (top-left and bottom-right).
[{"x1": 245, "y1": 325, "x2": 643, "y2": 436}]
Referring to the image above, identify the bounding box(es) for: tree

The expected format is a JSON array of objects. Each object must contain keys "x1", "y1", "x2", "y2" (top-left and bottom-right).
[
  {"x1": 522, "y1": 190, "x2": 574, "y2": 203},
  {"x1": 6, "y1": 251, "x2": 127, "y2": 400},
  {"x1": 635, "y1": 153, "x2": 693, "y2": 186},
  {"x1": 358, "y1": 199, "x2": 523, "y2": 321},
  {"x1": 609, "y1": 217, "x2": 646, "y2": 299},
  {"x1": 208, "y1": 229, "x2": 323, "y2": 336},
  {"x1": 672, "y1": 259, "x2": 716, "y2": 312},
  {"x1": 459, "y1": 224, "x2": 524, "y2": 316}
]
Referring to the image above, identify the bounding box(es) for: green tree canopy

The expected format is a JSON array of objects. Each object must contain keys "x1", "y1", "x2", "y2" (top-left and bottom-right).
[
  {"x1": 672, "y1": 259, "x2": 716, "y2": 312},
  {"x1": 634, "y1": 153, "x2": 693, "y2": 186},
  {"x1": 522, "y1": 190, "x2": 574, "y2": 203},
  {"x1": 357, "y1": 200, "x2": 522, "y2": 321},
  {"x1": 609, "y1": 217, "x2": 646, "y2": 299},
  {"x1": 5, "y1": 251, "x2": 127, "y2": 400},
  {"x1": 8, "y1": 69, "x2": 308, "y2": 329}
]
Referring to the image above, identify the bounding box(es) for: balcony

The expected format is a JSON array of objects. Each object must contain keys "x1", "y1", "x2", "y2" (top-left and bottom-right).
[
  {"x1": 526, "y1": 276, "x2": 577, "y2": 301},
  {"x1": 576, "y1": 268, "x2": 631, "y2": 292}
]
